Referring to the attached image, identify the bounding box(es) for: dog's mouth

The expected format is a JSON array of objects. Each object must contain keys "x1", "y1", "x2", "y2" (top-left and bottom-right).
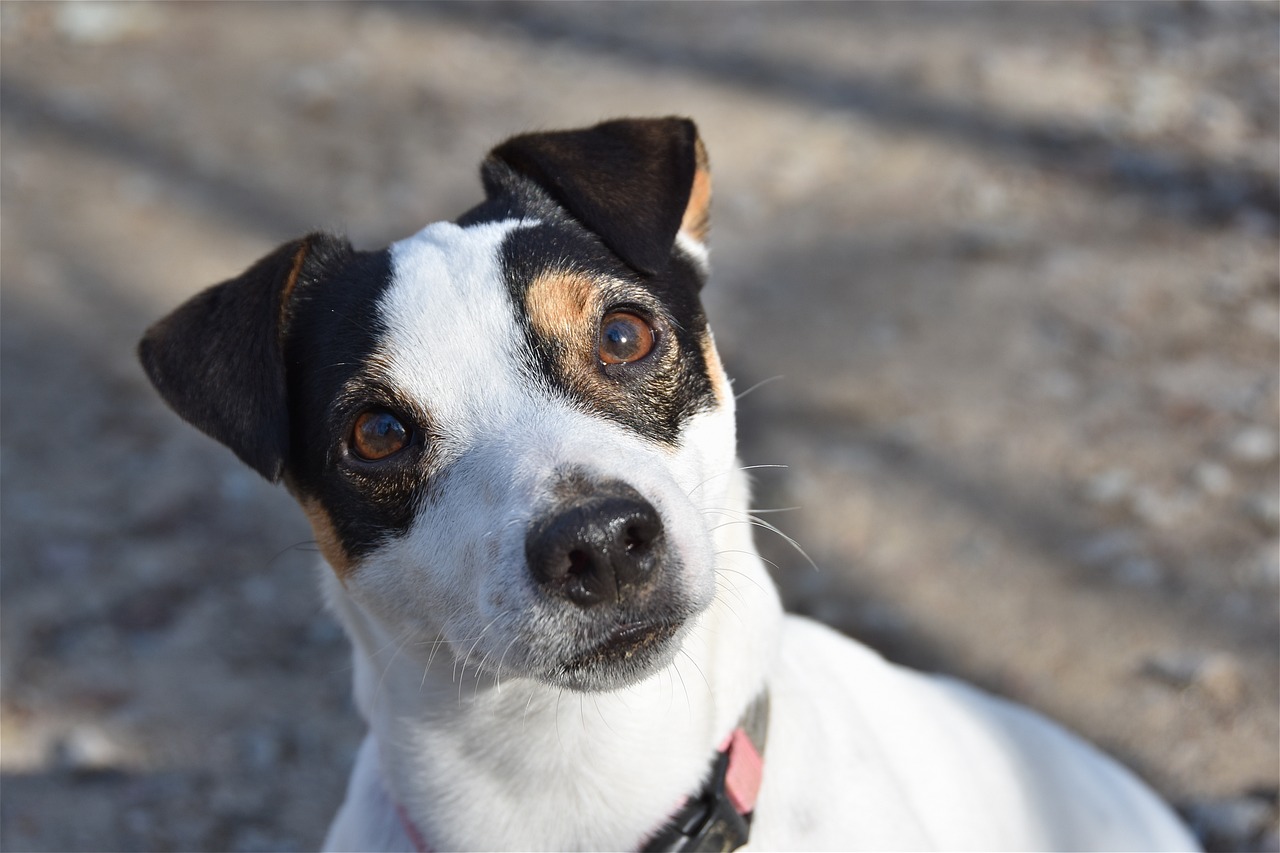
[{"x1": 555, "y1": 618, "x2": 684, "y2": 687}]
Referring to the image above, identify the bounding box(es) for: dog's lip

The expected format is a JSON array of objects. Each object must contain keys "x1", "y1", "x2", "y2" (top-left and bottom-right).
[{"x1": 560, "y1": 619, "x2": 683, "y2": 673}]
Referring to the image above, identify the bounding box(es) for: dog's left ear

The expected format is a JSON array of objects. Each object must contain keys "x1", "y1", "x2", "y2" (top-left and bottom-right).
[
  {"x1": 487, "y1": 116, "x2": 711, "y2": 278},
  {"x1": 137, "y1": 233, "x2": 352, "y2": 483}
]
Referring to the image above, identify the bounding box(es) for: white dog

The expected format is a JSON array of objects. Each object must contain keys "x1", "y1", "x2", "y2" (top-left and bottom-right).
[{"x1": 139, "y1": 117, "x2": 1198, "y2": 851}]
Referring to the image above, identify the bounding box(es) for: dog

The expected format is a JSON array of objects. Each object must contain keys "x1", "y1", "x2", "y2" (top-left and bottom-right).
[{"x1": 138, "y1": 117, "x2": 1198, "y2": 851}]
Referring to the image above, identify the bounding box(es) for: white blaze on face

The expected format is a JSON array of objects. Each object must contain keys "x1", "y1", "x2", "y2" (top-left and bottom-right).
[
  {"x1": 346, "y1": 217, "x2": 734, "y2": 684},
  {"x1": 379, "y1": 219, "x2": 540, "y2": 461}
]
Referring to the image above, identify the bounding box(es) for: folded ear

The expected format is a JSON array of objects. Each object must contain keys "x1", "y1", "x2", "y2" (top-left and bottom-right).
[
  {"x1": 137, "y1": 233, "x2": 351, "y2": 482},
  {"x1": 486, "y1": 116, "x2": 711, "y2": 277}
]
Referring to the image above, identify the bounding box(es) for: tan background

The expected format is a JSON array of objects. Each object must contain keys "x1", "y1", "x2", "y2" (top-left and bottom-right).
[{"x1": 2, "y1": 3, "x2": 1277, "y2": 850}]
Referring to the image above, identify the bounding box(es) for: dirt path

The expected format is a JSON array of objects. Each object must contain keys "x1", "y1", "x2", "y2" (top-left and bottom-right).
[{"x1": 2, "y1": 4, "x2": 1276, "y2": 850}]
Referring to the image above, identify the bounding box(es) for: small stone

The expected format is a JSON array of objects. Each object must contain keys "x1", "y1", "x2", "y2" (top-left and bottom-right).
[
  {"x1": 1190, "y1": 461, "x2": 1234, "y2": 497},
  {"x1": 1227, "y1": 427, "x2": 1280, "y2": 466},
  {"x1": 124, "y1": 808, "x2": 154, "y2": 837},
  {"x1": 1033, "y1": 370, "x2": 1081, "y2": 402},
  {"x1": 55, "y1": 725, "x2": 124, "y2": 773},
  {"x1": 240, "y1": 727, "x2": 286, "y2": 771},
  {"x1": 1075, "y1": 530, "x2": 1144, "y2": 567},
  {"x1": 1113, "y1": 555, "x2": 1165, "y2": 588},
  {"x1": 1186, "y1": 794, "x2": 1276, "y2": 850},
  {"x1": 1251, "y1": 541, "x2": 1280, "y2": 588},
  {"x1": 1084, "y1": 469, "x2": 1133, "y2": 508},
  {"x1": 1141, "y1": 653, "x2": 1201, "y2": 688},
  {"x1": 1244, "y1": 493, "x2": 1280, "y2": 535},
  {"x1": 1141, "y1": 652, "x2": 1246, "y2": 709},
  {"x1": 1247, "y1": 302, "x2": 1280, "y2": 340},
  {"x1": 54, "y1": 1, "x2": 161, "y2": 45},
  {"x1": 1195, "y1": 653, "x2": 1246, "y2": 708},
  {"x1": 1131, "y1": 486, "x2": 1192, "y2": 530}
]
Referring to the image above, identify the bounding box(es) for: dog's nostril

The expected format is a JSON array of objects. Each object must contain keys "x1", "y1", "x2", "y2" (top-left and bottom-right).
[
  {"x1": 567, "y1": 549, "x2": 593, "y2": 576},
  {"x1": 624, "y1": 527, "x2": 646, "y2": 552}
]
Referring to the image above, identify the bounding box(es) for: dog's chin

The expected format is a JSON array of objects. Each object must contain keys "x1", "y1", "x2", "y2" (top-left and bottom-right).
[{"x1": 544, "y1": 618, "x2": 688, "y2": 693}]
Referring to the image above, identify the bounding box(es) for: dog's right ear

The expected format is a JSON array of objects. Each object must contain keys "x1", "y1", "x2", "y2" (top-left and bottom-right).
[
  {"x1": 137, "y1": 233, "x2": 351, "y2": 483},
  {"x1": 485, "y1": 117, "x2": 710, "y2": 279}
]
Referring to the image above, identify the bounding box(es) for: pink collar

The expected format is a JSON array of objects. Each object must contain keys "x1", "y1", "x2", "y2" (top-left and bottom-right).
[{"x1": 392, "y1": 692, "x2": 769, "y2": 853}]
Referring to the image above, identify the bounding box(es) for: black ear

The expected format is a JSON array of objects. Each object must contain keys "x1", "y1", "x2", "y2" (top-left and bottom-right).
[
  {"x1": 486, "y1": 117, "x2": 711, "y2": 277},
  {"x1": 137, "y1": 233, "x2": 351, "y2": 482}
]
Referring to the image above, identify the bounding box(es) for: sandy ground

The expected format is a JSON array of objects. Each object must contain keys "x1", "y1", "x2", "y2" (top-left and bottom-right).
[{"x1": 1, "y1": 3, "x2": 1277, "y2": 850}]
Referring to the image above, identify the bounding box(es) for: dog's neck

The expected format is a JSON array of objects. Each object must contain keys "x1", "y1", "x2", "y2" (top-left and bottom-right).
[{"x1": 322, "y1": 464, "x2": 784, "y2": 850}]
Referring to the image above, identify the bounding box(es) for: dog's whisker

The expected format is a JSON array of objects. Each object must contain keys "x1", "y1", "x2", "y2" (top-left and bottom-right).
[
  {"x1": 554, "y1": 688, "x2": 567, "y2": 754},
  {"x1": 472, "y1": 650, "x2": 495, "y2": 700},
  {"x1": 372, "y1": 626, "x2": 418, "y2": 711},
  {"x1": 745, "y1": 514, "x2": 819, "y2": 572},
  {"x1": 494, "y1": 636, "x2": 520, "y2": 695},
  {"x1": 671, "y1": 655, "x2": 693, "y2": 723},
  {"x1": 590, "y1": 695, "x2": 621, "y2": 738},
  {"x1": 686, "y1": 463, "x2": 788, "y2": 498},
  {"x1": 455, "y1": 612, "x2": 510, "y2": 701},
  {"x1": 732, "y1": 374, "x2": 785, "y2": 401},
  {"x1": 421, "y1": 627, "x2": 450, "y2": 689},
  {"x1": 717, "y1": 548, "x2": 782, "y2": 574},
  {"x1": 712, "y1": 576, "x2": 750, "y2": 614},
  {"x1": 522, "y1": 685, "x2": 538, "y2": 733},
  {"x1": 711, "y1": 566, "x2": 751, "y2": 601},
  {"x1": 676, "y1": 647, "x2": 713, "y2": 702},
  {"x1": 706, "y1": 506, "x2": 820, "y2": 573},
  {"x1": 265, "y1": 539, "x2": 324, "y2": 568},
  {"x1": 715, "y1": 566, "x2": 770, "y2": 598},
  {"x1": 422, "y1": 627, "x2": 448, "y2": 686}
]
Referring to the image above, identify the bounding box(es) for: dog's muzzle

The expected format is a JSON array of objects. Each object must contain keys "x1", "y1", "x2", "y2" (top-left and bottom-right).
[{"x1": 525, "y1": 479, "x2": 665, "y2": 608}]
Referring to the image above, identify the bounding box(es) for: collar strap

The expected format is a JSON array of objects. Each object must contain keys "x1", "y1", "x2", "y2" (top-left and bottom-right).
[
  {"x1": 392, "y1": 691, "x2": 770, "y2": 853},
  {"x1": 640, "y1": 691, "x2": 770, "y2": 853}
]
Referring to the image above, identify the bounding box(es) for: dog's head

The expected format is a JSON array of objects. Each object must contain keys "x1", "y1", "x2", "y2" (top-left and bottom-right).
[{"x1": 139, "y1": 118, "x2": 737, "y2": 692}]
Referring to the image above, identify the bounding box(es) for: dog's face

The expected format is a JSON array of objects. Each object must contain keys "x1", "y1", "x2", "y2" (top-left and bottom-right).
[{"x1": 140, "y1": 119, "x2": 738, "y2": 692}]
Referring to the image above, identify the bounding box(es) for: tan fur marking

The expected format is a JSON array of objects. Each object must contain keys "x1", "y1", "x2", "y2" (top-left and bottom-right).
[
  {"x1": 526, "y1": 271, "x2": 599, "y2": 359},
  {"x1": 680, "y1": 138, "x2": 712, "y2": 245},
  {"x1": 300, "y1": 498, "x2": 355, "y2": 581},
  {"x1": 278, "y1": 238, "x2": 311, "y2": 336},
  {"x1": 701, "y1": 330, "x2": 730, "y2": 407}
]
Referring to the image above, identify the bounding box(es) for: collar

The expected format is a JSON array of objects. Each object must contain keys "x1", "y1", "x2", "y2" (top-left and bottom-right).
[
  {"x1": 391, "y1": 691, "x2": 770, "y2": 853},
  {"x1": 640, "y1": 690, "x2": 770, "y2": 852}
]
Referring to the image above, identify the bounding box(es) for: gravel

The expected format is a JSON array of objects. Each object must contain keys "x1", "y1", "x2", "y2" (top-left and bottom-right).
[{"x1": 2, "y1": 2, "x2": 1276, "y2": 850}]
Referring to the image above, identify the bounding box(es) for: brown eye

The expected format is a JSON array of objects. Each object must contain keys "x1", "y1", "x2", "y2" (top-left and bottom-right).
[
  {"x1": 350, "y1": 410, "x2": 410, "y2": 461},
  {"x1": 598, "y1": 312, "x2": 655, "y2": 366}
]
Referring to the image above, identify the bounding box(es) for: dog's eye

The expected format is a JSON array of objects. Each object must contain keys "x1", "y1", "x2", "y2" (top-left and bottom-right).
[
  {"x1": 598, "y1": 312, "x2": 655, "y2": 366},
  {"x1": 350, "y1": 410, "x2": 411, "y2": 462}
]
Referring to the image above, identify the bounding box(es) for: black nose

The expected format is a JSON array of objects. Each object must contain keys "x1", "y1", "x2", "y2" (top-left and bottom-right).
[{"x1": 526, "y1": 482, "x2": 665, "y2": 608}]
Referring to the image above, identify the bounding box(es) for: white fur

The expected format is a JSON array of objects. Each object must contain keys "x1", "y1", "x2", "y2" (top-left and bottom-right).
[{"x1": 321, "y1": 220, "x2": 1197, "y2": 851}]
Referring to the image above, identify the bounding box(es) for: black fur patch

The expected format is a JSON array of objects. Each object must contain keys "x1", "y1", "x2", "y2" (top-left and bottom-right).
[
  {"x1": 464, "y1": 161, "x2": 717, "y2": 448},
  {"x1": 138, "y1": 233, "x2": 352, "y2": 482},
  {"x1": 280, "y1": 247, "x2": 432, "y2": 562},
  {"x1": 488, "y1": 117, "x2": 699, "y2": 278}
]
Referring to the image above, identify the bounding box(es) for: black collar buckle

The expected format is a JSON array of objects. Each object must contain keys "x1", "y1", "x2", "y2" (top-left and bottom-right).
[{"x1": 641, "y1": 749, "x2": 752, "y2": 852}]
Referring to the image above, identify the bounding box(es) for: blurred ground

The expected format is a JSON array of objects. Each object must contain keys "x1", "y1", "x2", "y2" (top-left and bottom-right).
[{"x1": 1, "y1": 2, "x2": 1277, "y2": 850}]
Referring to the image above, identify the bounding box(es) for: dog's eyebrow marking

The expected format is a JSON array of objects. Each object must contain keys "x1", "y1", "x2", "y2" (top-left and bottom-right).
[{"x1": 526, "y1": 270, "x2": 599, "y2": 356}]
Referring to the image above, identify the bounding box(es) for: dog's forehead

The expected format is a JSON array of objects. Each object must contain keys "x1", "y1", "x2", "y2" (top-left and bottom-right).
[{"x1": 377, "y1": 218, "x2": 539, "y2": 441}]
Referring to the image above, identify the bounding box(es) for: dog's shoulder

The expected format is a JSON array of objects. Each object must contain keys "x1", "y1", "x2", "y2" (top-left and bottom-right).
[{"x1": 754, "y1": 616, "x2": 1198, "y2": 851}]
